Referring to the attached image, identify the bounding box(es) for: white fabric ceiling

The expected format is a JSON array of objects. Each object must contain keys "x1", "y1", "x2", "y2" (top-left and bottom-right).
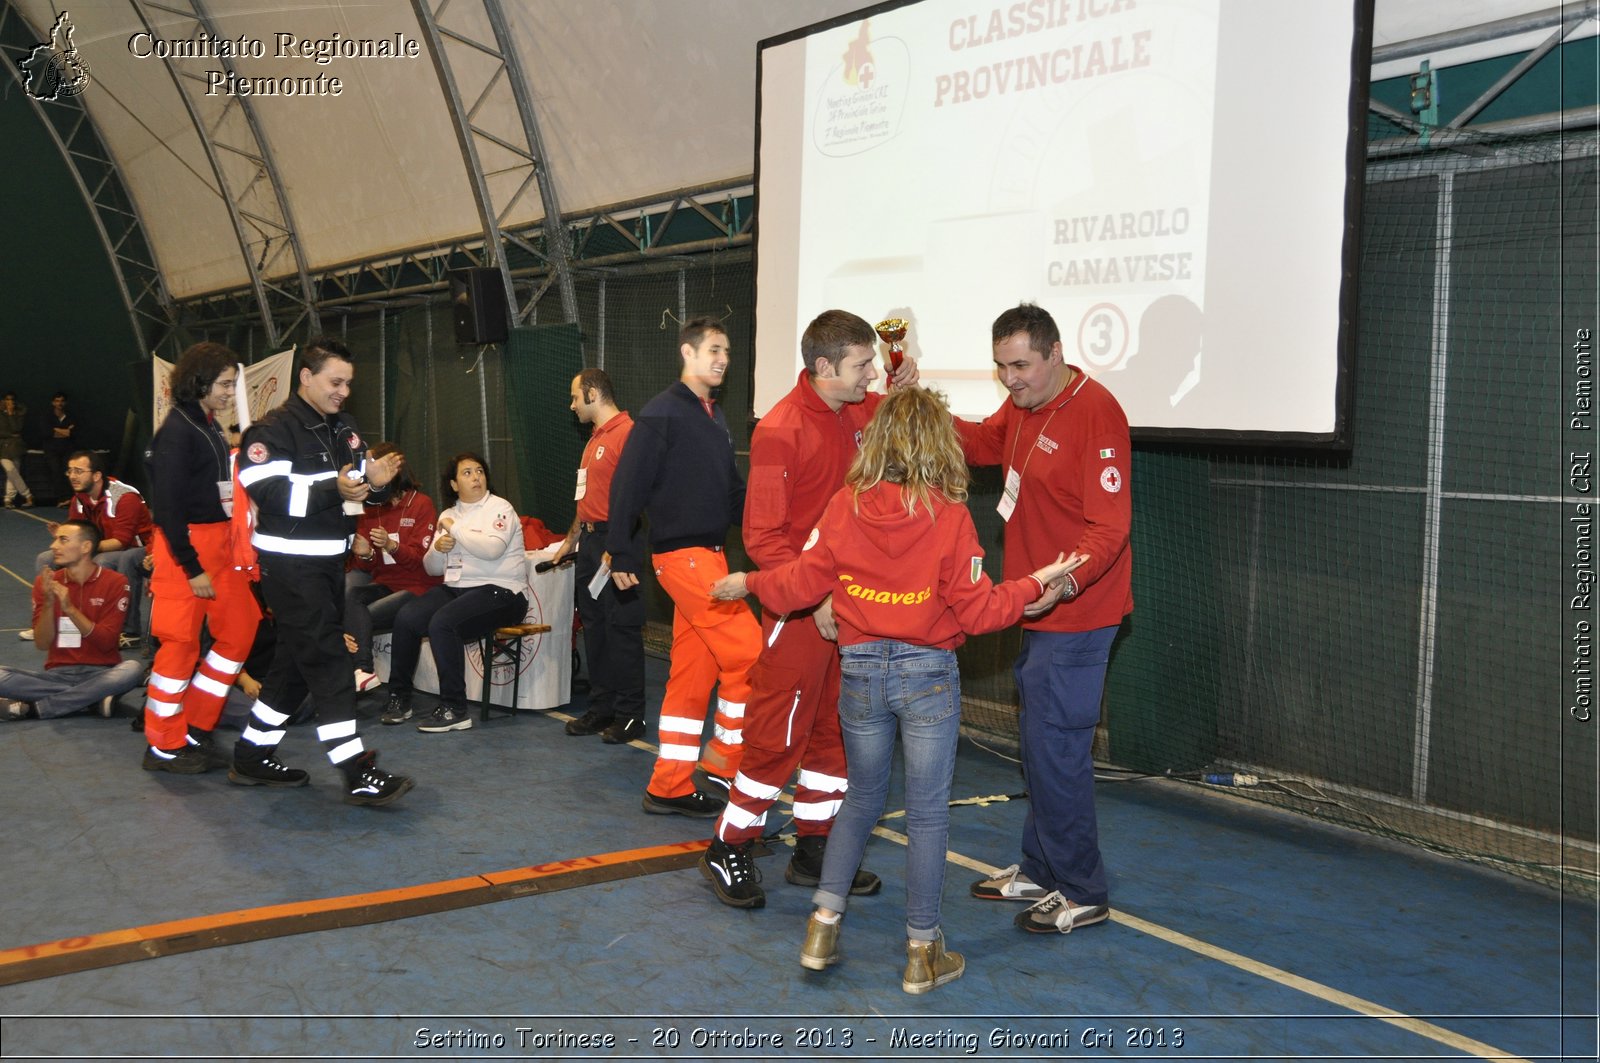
[{"x1": 14, "y1": 0, "x2": 1573, "y2": 301}]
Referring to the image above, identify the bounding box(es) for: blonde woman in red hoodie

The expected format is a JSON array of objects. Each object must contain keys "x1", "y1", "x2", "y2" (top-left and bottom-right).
[{"x1": 712, "y1": 386, "x2": 1080, "y2": 995}]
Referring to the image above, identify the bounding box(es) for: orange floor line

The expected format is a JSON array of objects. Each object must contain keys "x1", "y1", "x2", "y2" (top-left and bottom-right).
[{"x1": 0, "y1": 837, "x2": 709, "y2": 986}]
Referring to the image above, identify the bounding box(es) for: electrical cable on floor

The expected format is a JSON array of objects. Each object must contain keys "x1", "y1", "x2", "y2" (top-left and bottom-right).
[
  {"x1": 962, "y1": 732, "x2": 1020, "y2": 764},
  {"x1": 966, "y1": 731, "x2": 1165, "y2": 784}
]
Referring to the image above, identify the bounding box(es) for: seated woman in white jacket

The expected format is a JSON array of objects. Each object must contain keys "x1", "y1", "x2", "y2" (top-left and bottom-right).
[{"x1": 379, "y1": 452, "x2": 528, "y2": 733}]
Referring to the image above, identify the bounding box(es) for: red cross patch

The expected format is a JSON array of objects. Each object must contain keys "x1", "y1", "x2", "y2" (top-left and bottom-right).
[
  {"x1": 347, "y1": 432, "x2": 362, "y2": 450},
  {"x1": 1100, "y1": 466, "x2": 1122, "y2": 493},
  {"x1": 247, "y1": 442, "x2": 269, "y2": 464}
]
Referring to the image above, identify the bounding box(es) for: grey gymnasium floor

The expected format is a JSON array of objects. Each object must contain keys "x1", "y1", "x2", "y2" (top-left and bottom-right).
[{"x1": 0, "y1": 504, "x2": 1594, "y2": 1063}]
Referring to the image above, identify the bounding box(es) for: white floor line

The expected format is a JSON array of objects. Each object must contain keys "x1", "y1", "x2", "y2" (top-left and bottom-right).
[
  {"x1": 0, "y1": 561, "x2": 33, "y2": 589},
  {"x1": 1102, "y1": 905, "x2": 1528, "y2": 1063},
  {"x1": 930, "y1": 805, "x2": 1526, "y2": 1063},
  {"x1": 551, "y1": 715, "x2": 1527, "y2": 1061}
]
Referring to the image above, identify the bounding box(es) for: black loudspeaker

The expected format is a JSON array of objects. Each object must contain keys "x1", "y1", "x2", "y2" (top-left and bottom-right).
[{"x1": 449, "y1": 268, "x2": 509, "y2": 344}]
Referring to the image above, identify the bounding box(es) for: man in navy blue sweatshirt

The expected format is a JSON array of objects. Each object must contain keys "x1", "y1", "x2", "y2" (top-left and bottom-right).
[{"x1": 606, "y1": 317, "x2": 762, "y2": 817}]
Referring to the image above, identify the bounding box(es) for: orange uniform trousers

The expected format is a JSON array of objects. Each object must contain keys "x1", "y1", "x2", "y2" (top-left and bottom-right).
[
  {"x1": 143, "y1": 524, "x2": 261, "y2": 751},
  {"x1": 649, "y1": 546, "x2": 761, "y2": 798}
]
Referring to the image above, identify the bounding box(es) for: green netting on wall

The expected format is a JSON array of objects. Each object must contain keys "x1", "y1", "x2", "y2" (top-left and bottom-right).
[
  {"x1": 534, "y1": 139, "x2": 1593, "y2": 894},
  {"x1": 166, "y1": 134, "x2": 1595, "y2": 895},
  {"x1": 503, "y1": 322, "x2": 586, "y2": 537}
]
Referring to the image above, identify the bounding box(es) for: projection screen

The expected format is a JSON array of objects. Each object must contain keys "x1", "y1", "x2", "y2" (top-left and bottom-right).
[{"x1": 754, "y1": 0, "x2": 1370, "y2": 444}]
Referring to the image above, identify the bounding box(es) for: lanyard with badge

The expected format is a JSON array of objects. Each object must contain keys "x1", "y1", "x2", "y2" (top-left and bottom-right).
[
  {"x1": 443, "y1": 502, "x2": 471, "y2": 582},
  {"x1": 54, "y1": 579, "x2": 82, "y2": 648},
  {"x1": 379, "y1": 489, "x2": 416, "y2": 566},
  {"x1": 997, "y1": 372, "x2": 1083, "y2": 523},
  {"x1": 179, "y1": 406, "x2": 233, "y2": 516},
  {"x1": 575, "y1": 433, "x2": 608, "y2": 501}
]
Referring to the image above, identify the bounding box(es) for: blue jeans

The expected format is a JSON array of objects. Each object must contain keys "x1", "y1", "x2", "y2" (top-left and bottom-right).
[
  {"x1": 814, "y1": 640, "x2": 961, "y2": 940},
  {"x1": 1016, "y1": 626, "x2": 1119, "y2": 906},
  {"x1": 0, "y1": 661, "x2": 146, "y2": 718}
]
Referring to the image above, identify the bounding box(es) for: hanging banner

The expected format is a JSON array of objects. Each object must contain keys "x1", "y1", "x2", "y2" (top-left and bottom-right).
[{"x1": 152, "y1": 348, "x2": 295, "y2": 436}]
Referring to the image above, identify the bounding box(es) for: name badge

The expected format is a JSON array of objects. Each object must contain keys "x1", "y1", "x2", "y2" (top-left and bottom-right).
[
  {"x1": 574, "y1": 467, "x2": 587, "y2": 501},
  {"x1": 444, "y1": 555, "x2": 463, "y2": 583},
  {"x1": 997, "y1": 467, "x2": 1021, "y2": 522},
  {"x1": 217, "y1": 478, "x2": 234, "y2": 518},
  {"x1": 57, "y1": 614, "x2": 81, "y2": 649}
]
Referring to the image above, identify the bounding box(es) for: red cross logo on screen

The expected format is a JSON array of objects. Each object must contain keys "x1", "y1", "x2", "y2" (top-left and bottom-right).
[{"x1": 842, "y1": 22, "x2": 874, "y2": 88}]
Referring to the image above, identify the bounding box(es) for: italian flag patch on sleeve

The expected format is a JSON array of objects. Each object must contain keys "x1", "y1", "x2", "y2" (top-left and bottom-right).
[{"x1": 1099, "y1": 447, "x2": 1116, "y2": 459}]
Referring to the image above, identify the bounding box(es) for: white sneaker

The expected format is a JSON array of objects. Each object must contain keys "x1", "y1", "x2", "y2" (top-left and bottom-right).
[
  {"x1": 17, "y1": 629, "x2": 32, "y2": 641},
  {"x1": 1014, "y1": 891, "x2": 1110, "y2": 934},
  {"x1": 969, "y1": 863, "x2": 1047, "y2": 902},
  {"x1": 354, "y1": 669, "x2": 381, "y2": 693},
  {"x1": 98, "y1": 695, "x2": 116, "y2": 718}
]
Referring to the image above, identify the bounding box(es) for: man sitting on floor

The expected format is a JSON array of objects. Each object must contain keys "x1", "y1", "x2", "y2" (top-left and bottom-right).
[
  {"x1": 1, "y1": 520, "x2": 145, "y2": 720},
  {"x1": 29, "y1": 450, "x2": 152, "y2": 645}
]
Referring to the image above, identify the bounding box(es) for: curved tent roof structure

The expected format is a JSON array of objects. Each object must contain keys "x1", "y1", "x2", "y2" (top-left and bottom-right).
[{"x1": 9, "y1": 0, "x2": 1587, "y2": 314}]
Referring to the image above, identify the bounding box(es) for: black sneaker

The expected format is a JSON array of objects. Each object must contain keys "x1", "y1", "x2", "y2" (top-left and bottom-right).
[
  {"x1": 380, "y1": 694, "x2": 411, "y2": 726},
  {"x1": 343, "y1": 750, "x2": 414, "y2": 806},
  {"x1": 417, "y1": 704, "x2": 472, "y2": 733},
  {"x1": 700, "y1": 839, "x2": 766, "y2": 908},
  {"x1": 642, "y1": 789, "x2": 725, "y2": 818},
  {"x1": 142, "y1": 744, "x2": 211, "y2": 774},
  {"x1": 229, "y1": 742, "x2": 310, "y2": 787},
  {"x1": 187, "y1": 728, "x2": 231, "y2": 770},
  {"x1": 601, "y1": 717, "x2": 646, "y2": 744},
  {"x1": 564, "y1": 708, "x2": 615, "y2": 736},
  {"x1": 785, "y1": 835, "x2": 882, "y2": 895}
]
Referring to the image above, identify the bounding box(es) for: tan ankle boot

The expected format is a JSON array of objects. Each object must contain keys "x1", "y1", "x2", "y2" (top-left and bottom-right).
[
  {"x1": 799, "y1": 913, "x2": 840, "y2": 970},
  {"x1": 902, "y1": 931, "x2": 964, "y2": 994}
]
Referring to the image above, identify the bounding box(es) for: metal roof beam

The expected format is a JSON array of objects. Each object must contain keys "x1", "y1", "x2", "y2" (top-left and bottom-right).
[
  {"x1": 1, "y1": 1, "x2": 173, "y2": 355},
  {"x1": 1371, "y1": 1, "x2": 1599, "y2": 64},
  {"x1": 1445, "y1": 14, "x2": 1589, "y2": 129},
  {"x1": 128, "y1": 0, "x2": 320, "y2": 348},
  {"x1": 412, "y1": 0, "x2": 578, "y2": 327}
]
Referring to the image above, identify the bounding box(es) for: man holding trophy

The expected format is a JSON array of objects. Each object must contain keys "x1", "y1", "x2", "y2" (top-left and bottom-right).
[{"x1": 699, "y1": 309, "x2": 918, "y2": 908}]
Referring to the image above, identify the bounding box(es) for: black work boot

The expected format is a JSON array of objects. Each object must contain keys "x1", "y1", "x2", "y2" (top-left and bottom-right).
[
  {"x1": 564, "y1": 707, "x2": 614, "y2": 736},
  {"x1": 229, "y1": 740, "x2": 310, "y2": 788},
  {"x1": 187, "y1": 726, "x2": 231, "y2": 770},
  {"x1": 785, "y1": 834, "x2": 883, "y2": 895},
  {"x1": 142, "y1": 744, "x2": 211, "y2": 774},
  {"x1": 343, "y1": 750, "x2": 414, "y2": 806}
]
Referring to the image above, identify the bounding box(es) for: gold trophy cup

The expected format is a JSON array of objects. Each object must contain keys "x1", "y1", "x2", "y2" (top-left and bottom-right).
[{"x1": 875, "y1": 318, "x2": 908, "y2": 373}]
